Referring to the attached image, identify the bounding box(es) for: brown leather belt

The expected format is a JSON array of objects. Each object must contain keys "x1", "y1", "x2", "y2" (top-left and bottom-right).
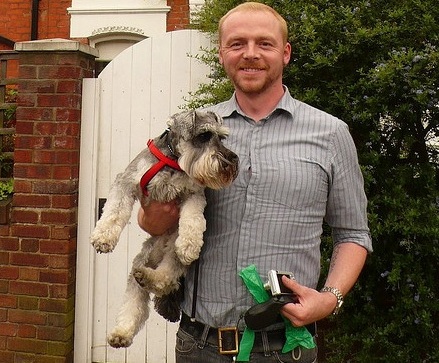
[{"x1": 180, "y1": 313, "x2": 316, "y2": 355}]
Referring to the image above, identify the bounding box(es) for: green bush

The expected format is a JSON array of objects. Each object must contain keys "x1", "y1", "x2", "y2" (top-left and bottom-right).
[
  {"x1": 0, "y1": 88, "x2": 16, "y2": 188},
  {"x1": 0, "y1": 179, "x2": 13, "y2": 201},
  {"x1": 191, "y1": 0, "x2": 439, "y2": 361}
]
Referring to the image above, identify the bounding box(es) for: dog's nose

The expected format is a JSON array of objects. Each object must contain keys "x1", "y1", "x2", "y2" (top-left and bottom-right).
[
  {"x1": 222, "y1": 151, "x2": 239, "y2": 167},
  {"x1": 224, "y1": 152, "x2": 239, "y2": 180}
]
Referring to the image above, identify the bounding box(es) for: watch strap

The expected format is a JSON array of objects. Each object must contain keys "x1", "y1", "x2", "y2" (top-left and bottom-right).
[{"x1": 320, "y1": 286, "x2": 344, "y2": 315}]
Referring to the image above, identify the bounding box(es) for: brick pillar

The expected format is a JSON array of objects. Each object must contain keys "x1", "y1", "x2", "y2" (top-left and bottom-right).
[
  {"x1": 167, "y1": 0, "x2": 190, "y2": 31},
  {"x1": 0, "y1": 39, "x2": 97, "y2": 363}
]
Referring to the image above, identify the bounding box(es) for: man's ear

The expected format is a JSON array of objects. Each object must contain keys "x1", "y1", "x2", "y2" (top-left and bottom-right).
[
  {"x1": 219, "y1": 41, "x2": 227, "y2": 65},
  {"x1": 283, "y1": 42, "x2": 292, "y2": 66}
]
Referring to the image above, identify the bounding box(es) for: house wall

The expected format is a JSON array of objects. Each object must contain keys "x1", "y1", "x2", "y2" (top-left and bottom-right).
[
  {"x1": 0, "y1": 0, "x2": 72, "y2": 50},
  {"x1": 0, "y1": 0, "x2": 192, "y2": 51},
  {"x1": 167, "y1": 0, "x2": 191, "y2": 31}
]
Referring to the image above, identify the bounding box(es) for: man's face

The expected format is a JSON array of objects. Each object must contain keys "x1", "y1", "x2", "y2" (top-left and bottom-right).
[{"x1": 219, "y1": 10, "x2": 291, "y2": 96}]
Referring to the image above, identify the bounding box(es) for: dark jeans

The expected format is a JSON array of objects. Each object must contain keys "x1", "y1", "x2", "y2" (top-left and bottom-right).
[{"x1": 175, "y1": 327, "x2": 318, "y2": 363}]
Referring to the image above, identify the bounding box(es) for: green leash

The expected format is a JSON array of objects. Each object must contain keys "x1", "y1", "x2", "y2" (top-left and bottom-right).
[{"x1": 237, "y1": 265, "x2": 316, "y2": 361}]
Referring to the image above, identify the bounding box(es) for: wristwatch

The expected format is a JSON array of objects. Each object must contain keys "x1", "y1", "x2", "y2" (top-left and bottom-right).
[{"x1": 320, "y1": 286, "x2": 344, "y2": 315}]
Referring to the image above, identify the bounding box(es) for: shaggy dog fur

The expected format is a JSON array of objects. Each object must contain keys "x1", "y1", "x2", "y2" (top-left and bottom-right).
[{"x1": 90, "y1": 110, "x2": 239, "y2": 348}]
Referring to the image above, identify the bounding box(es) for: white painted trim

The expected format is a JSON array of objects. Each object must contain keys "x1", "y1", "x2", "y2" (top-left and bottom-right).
[
  {"x1": 90, "y1": 26, "x2": 146, "y2": 37},
  {"x1": 74, "y1": 78, "x2": 101, "y2": 363},
  {"x1": 67, "y1": 7, "x2": 170, "y2": 15}
]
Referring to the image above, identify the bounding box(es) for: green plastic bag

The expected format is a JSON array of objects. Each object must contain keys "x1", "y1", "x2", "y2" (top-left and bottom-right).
[{"x1": 237, "y1": 265, "x2": 315, "y2": 361}]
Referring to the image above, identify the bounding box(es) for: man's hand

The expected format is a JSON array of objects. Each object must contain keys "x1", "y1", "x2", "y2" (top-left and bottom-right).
[
  {"x1": 280, "y1": 242, "x2": 368, "y2": 326},
  {"x1": 137, "y1": 200, "x2": 180, "y2": 236},
  {"x1": 280, "y1": 276, "x2": 337, "y2": 326}
]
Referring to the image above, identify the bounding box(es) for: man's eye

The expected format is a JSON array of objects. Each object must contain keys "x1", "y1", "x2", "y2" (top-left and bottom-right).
[
  {"x1": 260, "y1": 42, "x2": 273, "y2": 48},
  {"x1": 230, "y1": 42, "x2": 243, "y2": 49},
  {"x1": 197, "y1": 131, "x2": 213, "y2": 143}
]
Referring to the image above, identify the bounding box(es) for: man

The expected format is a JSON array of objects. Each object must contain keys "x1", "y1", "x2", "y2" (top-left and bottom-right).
[{"x1": 139, "y1": 2, "x2": 372, "y2": 362}]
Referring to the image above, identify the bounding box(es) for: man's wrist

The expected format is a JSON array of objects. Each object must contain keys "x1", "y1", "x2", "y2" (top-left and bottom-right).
[{"x1": 320, "y1": 286, "x2": 344, "y2": 315}]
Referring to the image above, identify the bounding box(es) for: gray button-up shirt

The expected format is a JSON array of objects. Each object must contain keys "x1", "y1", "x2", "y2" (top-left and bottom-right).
[{"x1": 181, "y1": 88, "x2": 372, "y2": 327}]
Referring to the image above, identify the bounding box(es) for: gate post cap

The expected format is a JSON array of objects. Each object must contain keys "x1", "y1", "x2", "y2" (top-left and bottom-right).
[{"x1": 15, "y1": 38, "x2": 99, "y2": 58}]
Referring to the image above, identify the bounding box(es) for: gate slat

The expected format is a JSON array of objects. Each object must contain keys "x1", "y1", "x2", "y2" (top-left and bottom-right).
[{"x1": 105, "y1": 42, "x2": 139, "y2": 363}]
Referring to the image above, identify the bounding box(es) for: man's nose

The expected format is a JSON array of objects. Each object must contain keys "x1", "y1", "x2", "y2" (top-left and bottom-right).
[{"x1": 243, "y1": 42, "x2": 260, "y2": 59}]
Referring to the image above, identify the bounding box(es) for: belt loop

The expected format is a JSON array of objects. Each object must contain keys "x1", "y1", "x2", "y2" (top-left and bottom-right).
[
  {"x1": 292, "y1": 347, "x2": 302, "y2": 361},
  {"x1": 197, "y1": 324, "x2": 210, "y2": 349},
  {"x1": 261, "y1": 331, "x2": 270, "y2": 357}
]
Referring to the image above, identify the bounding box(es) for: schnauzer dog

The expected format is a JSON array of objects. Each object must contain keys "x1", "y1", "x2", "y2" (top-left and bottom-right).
[{"x1": 90, "y1": 110, "x2": 239, "y2": 348}]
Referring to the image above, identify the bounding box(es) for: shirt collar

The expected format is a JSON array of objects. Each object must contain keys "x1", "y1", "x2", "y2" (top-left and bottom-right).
[{"x1": 209, "y1": 86, "x2": 297, "y2": 121}]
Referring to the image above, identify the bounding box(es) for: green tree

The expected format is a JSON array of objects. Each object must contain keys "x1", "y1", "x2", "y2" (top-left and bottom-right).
[{"x1": 190, "y1": 0, "x2": 439, "y2": 361}]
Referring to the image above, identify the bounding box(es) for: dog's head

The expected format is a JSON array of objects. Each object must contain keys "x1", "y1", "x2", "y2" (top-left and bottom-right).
[{"x1": 166, "y1": 110, "x2": 239, "y2": 189}]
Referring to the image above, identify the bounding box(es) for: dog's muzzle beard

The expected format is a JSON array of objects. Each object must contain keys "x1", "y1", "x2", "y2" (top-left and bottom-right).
[
  {"x1": 179, "y1": 146, "x2": 239, "y2": 190},
  {"x1": 212, "y1": 148, "x2": 239, "y2": 188}
]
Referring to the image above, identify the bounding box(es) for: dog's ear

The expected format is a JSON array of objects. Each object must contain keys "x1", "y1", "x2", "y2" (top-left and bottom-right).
[
  {"x1": 207, "y1": 111, "x2": 223, "y2": 125},
  {"x1": 166, "y1": 114, "x2": 177, "y2": 129},
  {"x1": 167, "y1": 110, "x2": 195, "y2": 129}
]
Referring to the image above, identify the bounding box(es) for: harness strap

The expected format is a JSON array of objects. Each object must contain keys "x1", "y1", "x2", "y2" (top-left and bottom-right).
[{"x1": 140, "y1": 139, "x2": 181, "y2": 196}]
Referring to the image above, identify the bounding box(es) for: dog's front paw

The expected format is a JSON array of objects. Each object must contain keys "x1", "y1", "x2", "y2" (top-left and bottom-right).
[
  {"x1": 108, "y1": 328, "x2": 133, "y2": 348},
  {"x1": 90, "y1": 226, "x2": 121, "y2": 253},
  {"x1": 91, "y1": 239, "x2": 115, "y2": 253},
  {"x1": 174, "y1": 236, "x2": 202, "y2": 265},
  {"x1": 91, "y1": 237, "x2": 116, "y2": 253}
]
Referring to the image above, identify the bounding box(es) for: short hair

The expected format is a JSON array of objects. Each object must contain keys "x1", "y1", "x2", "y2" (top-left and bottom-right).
[{"x1": 218, "y1": 2, "x2": 288, "y2": 44}]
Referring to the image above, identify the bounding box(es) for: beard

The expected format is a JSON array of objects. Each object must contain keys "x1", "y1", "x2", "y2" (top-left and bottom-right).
[{"x1": 228, "y1": 61, "x2": 282, "y2": 95}]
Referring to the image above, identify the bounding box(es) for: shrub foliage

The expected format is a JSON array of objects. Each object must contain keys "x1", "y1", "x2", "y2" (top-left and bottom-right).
[{"x1": 191, "y1": 0, "x2": 439, "y2": 361}]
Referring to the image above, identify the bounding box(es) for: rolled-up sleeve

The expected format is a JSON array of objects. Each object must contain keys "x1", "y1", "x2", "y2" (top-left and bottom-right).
[{"x1": 325, "y1": 122, "x2": 373, "y2": 252}]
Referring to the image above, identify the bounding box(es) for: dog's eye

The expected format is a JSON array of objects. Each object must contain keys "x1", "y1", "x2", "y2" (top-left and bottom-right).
[{"x1": 197, "y1": 131, "x2": 213, "y2": 143}]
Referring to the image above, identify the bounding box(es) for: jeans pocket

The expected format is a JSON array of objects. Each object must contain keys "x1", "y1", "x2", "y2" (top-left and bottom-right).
[{"x1": 175, "y1": 328, "x2": 198, "y2": 356}]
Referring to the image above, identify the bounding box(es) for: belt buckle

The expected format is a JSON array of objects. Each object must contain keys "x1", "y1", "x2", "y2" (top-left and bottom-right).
[{"x1": 218, "y1": 327, "x2": 239, "y2": 355}]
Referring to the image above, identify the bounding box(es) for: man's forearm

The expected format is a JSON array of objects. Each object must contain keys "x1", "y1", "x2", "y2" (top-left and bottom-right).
[{"x1": 324, "y1": 242, "x2": 368, "y2": 295}]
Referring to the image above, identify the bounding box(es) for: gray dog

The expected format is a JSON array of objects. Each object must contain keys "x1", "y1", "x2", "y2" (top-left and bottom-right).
[{"x1": 90, "y1": 110, "x2": 239, "y2": 348}]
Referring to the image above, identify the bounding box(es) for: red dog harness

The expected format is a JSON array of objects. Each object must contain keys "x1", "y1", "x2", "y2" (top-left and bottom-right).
[{"x1": 140, "y1": 139, "x2": 182, "y2": 196}]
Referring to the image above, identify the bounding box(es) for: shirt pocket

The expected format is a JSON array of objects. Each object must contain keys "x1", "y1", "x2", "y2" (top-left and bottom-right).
[{"x1": 268, "y1": 159, "x2": 328, "y2": 211}]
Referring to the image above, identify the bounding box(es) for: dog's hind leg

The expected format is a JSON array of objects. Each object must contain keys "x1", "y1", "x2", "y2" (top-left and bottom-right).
[
  {"x1": 133, "y1": 261, "x2": 186, "y2": 297},
  {"x1": 133, "y1": 234, "x2": 187, "y2": 296},
  {"x1": 107, "y1": 274, "x2": 150, "y2": 348}
]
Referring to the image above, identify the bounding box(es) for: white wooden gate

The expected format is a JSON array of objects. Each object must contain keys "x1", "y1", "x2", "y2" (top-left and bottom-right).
[{"x1": 75, "y1": 30, "x2": 212, "y2": 363}]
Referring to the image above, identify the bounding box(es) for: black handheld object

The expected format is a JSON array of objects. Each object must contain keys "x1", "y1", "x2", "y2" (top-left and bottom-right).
[
  {"x1": 244, "y1": 270, "x2": 298, "y2": 330},
  {"x1": 244, "y1": 294, "x2": 298, "y2": 330}
]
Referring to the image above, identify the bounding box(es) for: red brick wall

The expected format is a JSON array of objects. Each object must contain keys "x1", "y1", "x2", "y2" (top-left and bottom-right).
[
  {"x1": 37, "y1": 0, "x2": 72, "y2": 40},
  {"x1": 0, "y1": 43, "x2": 96, "y2": 363},
  {"x1": 0, "y1": 0, "x2": 72, "y2": 50},
  {"x1": 167, "y1": 0, "x2": 190, "y2": 31},
  {"x1": 0, "y1": 0, "x2": 32, "y2": 50}
]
